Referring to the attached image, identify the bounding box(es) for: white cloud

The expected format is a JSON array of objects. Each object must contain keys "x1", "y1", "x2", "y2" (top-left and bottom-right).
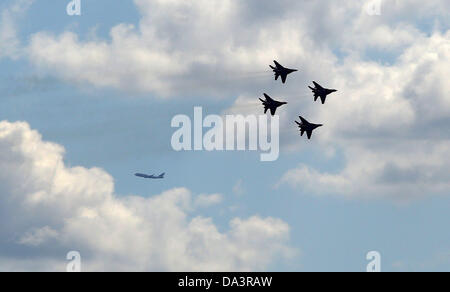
[
  {"x1": 194, "y1": 193, "x2": 224, "y2": 208},
  {"x1": 0, "y1": 0, "x2": 444, "y2": 97},
  {"x1": 0, "y1": 0, "x2": 34, "y2": 59},
  {"x1": 24, "y1": 0, "x2": 447, "y2": 96},
  {"x1": 18, "y1": 226, "x2": 59, "y2": 246},
  {"x1": 0, "y1": 120, "x2": 294, "y2": 271}
]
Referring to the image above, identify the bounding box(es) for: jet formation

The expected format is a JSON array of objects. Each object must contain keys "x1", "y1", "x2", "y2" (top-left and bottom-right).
[
  {"x1": 135, "y1": 60, "x2": 337, "y2": 180},
  {"x1": 260, "y1": 60, "x2": 339, "y2": 140}
]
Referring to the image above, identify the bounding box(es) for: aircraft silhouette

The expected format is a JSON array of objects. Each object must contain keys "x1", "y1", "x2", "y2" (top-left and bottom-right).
[
  {"x1": 308, "y1": 81, "x2": 337, "y2": 104},
  {"x1": 135, "y1": 173, "x2": 165, "y2": 179},
  {"x1": 295, "y1": 116, "x2": 323, "y2": 140},
  {"x1": 270, "y1": 60, "x2": 298, "y2": 84},
  {"x1": 259, "y1": 93, "x2": 287, "y2": 116}
]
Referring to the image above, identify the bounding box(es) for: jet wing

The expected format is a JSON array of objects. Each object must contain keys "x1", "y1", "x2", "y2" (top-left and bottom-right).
[
  {"x1": 307, "y1": 130, "x2": 313, "y2": 140},
  {"x1": 273, "y1": 60, "x2": 283, "y2": 69},
  {"x1": 320, "y1": 95, "x2": 327, "y2": 104},
  {"x1": 313, "y1": 81, "x2": 323, "y2": 90},
  {"x1": 299, "y1": 117, "x2": 308, "y2": 125},
  {"x1": 281, "y1": 74, "x2": 287, "y2": 84},
  {"x1": 264, "y1": 93, "x2": 274, "y2": 102}
]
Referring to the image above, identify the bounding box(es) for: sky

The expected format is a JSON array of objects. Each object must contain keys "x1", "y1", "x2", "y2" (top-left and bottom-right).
[{"x1": 0, "y1": 0, "x2": 449, "y2": 271}]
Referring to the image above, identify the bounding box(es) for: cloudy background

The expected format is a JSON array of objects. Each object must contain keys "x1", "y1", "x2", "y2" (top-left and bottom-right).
[{"x1": 0, "y1": 0, "x2": 449, "y2": 271}]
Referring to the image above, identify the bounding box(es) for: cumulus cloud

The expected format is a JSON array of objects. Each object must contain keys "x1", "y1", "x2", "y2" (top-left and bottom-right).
[
  {"x1": 0, "y1": 121, "x2": 294, "y2": 271},
  {"x1": 23, "y1": 0, "x2": 447, "y2": 97},
  {"x1": 281, "y1": 141, "x2": 450, "y2": 201}
]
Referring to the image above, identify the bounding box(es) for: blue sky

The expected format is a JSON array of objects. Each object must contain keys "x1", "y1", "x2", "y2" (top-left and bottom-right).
[{"x1": 0, "y1": 0, "x2": 449, "y2": 271}]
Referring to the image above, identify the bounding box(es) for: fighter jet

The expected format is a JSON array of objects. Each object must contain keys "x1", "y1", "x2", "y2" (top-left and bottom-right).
[
  {"x1": 295, "y1": 116, "x2": 323, "y2": 140},
  {"x1": 270, "y1": 60, "x2": 298, "y2": 84},
  {"x1": 259, "y1": 93, "x2": 287, "y2": 116},
  {"x1": 308, "y1": 81, "x2": 337, "y2": 104},
  {"x1": 135, "y1": 173, "x2": 165, "y2": 179}
]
